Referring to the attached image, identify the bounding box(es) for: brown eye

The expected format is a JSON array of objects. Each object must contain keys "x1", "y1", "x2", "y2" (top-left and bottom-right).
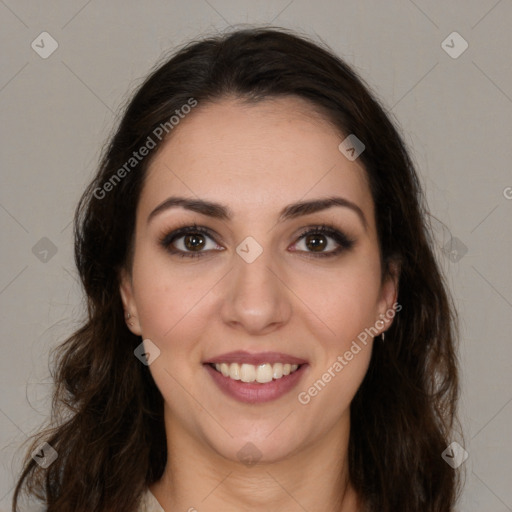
[
  {"x1": 304, "y1": 234, "x2": 327, "y2": 252},
  {"x1": 160, "y1": 225, "x2": 223, "y2": 258},
  {"x1": 183, "y1": 233, "x2": 206, "y2": 251},
  {"x1": 292, "y1": 225, "x2": 356, "y2": 258}
]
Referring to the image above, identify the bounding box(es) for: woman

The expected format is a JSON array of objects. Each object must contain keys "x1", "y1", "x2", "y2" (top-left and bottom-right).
[{"x1": 13, "y1": 27, "x2": 462, "y2": 511}]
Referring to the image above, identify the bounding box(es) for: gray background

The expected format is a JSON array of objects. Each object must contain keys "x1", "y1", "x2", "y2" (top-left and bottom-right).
[{"x1": 1, "y1": 1, "x2": 511, "y2": 510}]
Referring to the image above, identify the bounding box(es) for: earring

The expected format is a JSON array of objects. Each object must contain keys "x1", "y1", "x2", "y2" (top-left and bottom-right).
[
  {"x1": 378, "y1": 313, "x2": 386, "y2": 342},
  {"x1": 125, "y1": 311, "x2": 134, "y2": 327}
]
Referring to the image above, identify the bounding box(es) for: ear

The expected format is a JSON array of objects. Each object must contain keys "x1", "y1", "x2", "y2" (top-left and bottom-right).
[
  {"x1": 376, "y1": 259, "x2": 400, "y2": 334},
  {"x1": 119, "y1": 267, "x2": 142, "y2": 336}
]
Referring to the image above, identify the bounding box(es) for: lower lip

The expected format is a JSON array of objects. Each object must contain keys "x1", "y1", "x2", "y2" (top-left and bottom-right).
[{"x1": 204, "y1": 364, "x2": 308, "y2": 404}]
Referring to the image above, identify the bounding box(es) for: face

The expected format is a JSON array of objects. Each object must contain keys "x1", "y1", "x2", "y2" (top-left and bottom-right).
[{"x1": 120, "y1": 96, "x2": 398, "y2": 464}]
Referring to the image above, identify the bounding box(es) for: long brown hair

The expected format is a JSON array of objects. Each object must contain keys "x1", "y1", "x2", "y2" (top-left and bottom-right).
[{"x1": 13, "y1": 27, "x2": 462, "y2": 511}]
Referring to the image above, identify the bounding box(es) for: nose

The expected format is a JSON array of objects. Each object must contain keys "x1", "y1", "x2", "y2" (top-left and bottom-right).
[{"x1": 219, "y1": 247, "x2": 293, "y2": 335}]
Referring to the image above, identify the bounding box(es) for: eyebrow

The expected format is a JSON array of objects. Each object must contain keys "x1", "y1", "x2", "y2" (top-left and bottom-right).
[{"x1": 147, "y1": 195, "x2": 367, "y2": 230}]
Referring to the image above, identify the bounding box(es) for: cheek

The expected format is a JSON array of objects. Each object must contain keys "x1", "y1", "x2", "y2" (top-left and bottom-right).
[
  {"x1": 291, "y1": 254, "x2": 383, "y2": 342},
  {"x1": 304, "y1": 347, "x2": 373, "y2": 426},
  {"x1": 130, "y1": 246, "x2": 226, "y2": 347},
  {"x1": 296, "y1": 327, "x2": 373, "y2": 437},
  {"x1": 297, "y1": 302, "x2": 375, "y2": 422}
]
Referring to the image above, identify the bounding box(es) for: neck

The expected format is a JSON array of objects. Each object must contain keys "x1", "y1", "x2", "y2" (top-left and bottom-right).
[{"x1": 151, "y1": 410, "x2": 361, "y2": 512}]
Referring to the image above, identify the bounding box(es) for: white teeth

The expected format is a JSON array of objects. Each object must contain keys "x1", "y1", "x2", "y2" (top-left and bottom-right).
[
  {"x1": 220, "y1": 363, "x2": 230, "y2": 377},
  {"x1": 256, "y1": 363, "x2": 273, "y2": 383},
  {"x1": 240, "y1": 363, "x2": 256, "y2": 382},
  {"x1": 213, "y1": 362, "x2": 301, "y2": 383},
  {"x1": 273, "y1": 363, "x2": 283, "y2": 379},
  {"x1": 229, "y1": 362, "x2": 241, "y2": 380}
]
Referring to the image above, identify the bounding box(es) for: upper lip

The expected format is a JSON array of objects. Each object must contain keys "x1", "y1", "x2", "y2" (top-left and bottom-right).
[{"x1": 204, "y1": 351, "x2": 307, "y2": 365}]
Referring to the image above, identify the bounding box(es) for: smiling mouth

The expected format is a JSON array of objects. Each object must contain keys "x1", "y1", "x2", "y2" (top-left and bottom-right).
[{"x1": 209, "y1": 362, "x2": 302, "y2": 384}]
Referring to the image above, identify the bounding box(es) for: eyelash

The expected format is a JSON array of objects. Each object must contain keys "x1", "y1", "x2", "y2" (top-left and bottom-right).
[{"x1": 158, "y1": 223, "x2": 355, "y2": 259}]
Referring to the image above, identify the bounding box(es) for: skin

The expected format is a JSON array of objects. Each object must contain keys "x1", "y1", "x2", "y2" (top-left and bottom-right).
[{"x1": 120, "y1": 96, "x2": 398, "y2": 512}]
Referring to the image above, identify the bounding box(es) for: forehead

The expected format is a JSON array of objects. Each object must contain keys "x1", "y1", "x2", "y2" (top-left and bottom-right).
[{"x1": 139, "y1": 96, "x2": 373, "y2": 225}]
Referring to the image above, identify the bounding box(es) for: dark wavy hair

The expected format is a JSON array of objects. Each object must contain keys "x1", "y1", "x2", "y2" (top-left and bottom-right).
[{"x1": 13, "y1": 27, "x2": 462, "y2": 512}]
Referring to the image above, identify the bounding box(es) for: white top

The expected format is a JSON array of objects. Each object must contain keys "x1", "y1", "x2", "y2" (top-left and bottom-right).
[{"x1": 139, "y1": 487, "x2": 165, "y2": 512}]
